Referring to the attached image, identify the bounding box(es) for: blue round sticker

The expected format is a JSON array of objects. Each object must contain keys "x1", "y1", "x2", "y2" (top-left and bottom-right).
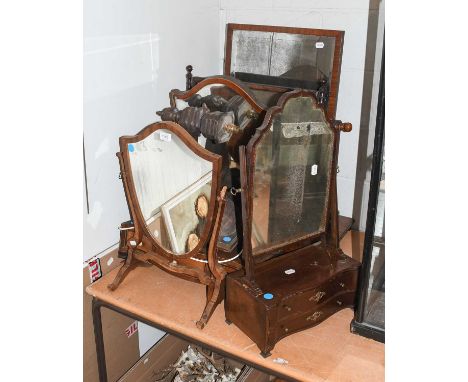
[
  {"x1": 128, "y1": 144, "x2": 135, "y2": 153},
  {"x1": 222, "y1": 236, "x2": 232, "y2": 243},
  {"x1": 263, "y1": 293, "x2": 274, "y2": 300}
]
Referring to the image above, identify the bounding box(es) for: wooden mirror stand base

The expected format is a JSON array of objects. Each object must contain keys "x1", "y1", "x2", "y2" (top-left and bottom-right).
[
  {"x1": 107, "y1": 186, "x2": 243, "y2": 330},
  {"x1": 225, "y1": 245, "x2": 360, "y2": 357}
]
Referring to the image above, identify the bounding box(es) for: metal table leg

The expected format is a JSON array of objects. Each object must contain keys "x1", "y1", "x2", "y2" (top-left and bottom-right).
[
  {"x1": 92, "y1": 298, "x2": 108, "y2": 382},
  {"x1": 90, "y1": 297, "x2": 296, "y2": 382}
]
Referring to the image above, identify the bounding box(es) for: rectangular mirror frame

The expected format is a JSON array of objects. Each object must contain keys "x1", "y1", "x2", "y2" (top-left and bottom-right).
[{"x1": 224, "y1": 23, "x2": 344, "y2": 120}]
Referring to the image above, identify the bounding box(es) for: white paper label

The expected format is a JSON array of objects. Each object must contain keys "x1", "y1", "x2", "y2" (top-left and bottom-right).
[
  {"x1": 281, "y1": 122, "x2": 327, "y2": 138},
  {"x1": 316, "y1": 42, "x2": 324, "y2": 49},
  {"x1": 160, "y1": 132, "x2": 172, "y2": 142},
  {"x1": 311, "y1": 164, "x2": 318, "y2": 176},
  {"x1": 284, "y1": 268, "x2": 296, "y2": 275},
  {"x1": 273, "y1": 358, "x2": 289, "y2": 365}
]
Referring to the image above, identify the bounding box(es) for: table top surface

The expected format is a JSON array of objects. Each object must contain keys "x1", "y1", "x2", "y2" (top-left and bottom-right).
[{"x1": 86, "y1": 233, "x2": 384, "y2": 382}]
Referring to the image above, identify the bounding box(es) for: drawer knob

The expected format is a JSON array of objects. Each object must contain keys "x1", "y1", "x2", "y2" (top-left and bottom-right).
[
  {"x1": 306, "y1": 311, "x2": 323, "y2": 322},
  {"x1": 339, "y1": 282, "x2": 345, "y2": 288},
  {"x1": 309, "y1": 291, "x2": 326, "y2": 302},
  {"x1": 284, "y1": 327, "x2": 289, "y2": 332},
  {"x1": 283, "y1": 305, "x2": 292, "y2": 312},
  {"x1": 337, "y1": 300, "x2": 342, "y2": 306}
]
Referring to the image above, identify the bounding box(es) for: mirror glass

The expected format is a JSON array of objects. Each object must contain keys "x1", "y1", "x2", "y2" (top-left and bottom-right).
[
  {"x1": 128, "y1": 129, "x2": 213, "y2": 255},
  {"x1": 230, "y1": 30, "x2": 335, "y2": 90},
  {"x1": 174, "y1": 82, "x2": 257, "y2": 125},
  {"x1": 175, "y1": 83, "x2": 231, "y2": 110},
  {"x1": 168, "y1": 80, "x2": 262, "y2": 155},
  {"x1": 251, "y1": 96, "x2": 334, "y2": 255}
]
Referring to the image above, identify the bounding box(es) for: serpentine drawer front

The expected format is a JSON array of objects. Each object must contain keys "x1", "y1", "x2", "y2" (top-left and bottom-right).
[
  {"x1": 277, "y1": 291, "x2": 356, "y2": 339},
  {"x1": 279, "y1": 270, "x2": 358, "y2": 321}
]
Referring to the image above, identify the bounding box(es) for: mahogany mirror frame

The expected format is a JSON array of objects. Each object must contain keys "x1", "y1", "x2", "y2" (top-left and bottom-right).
[
  {"x1": 169, "y1": 75, "x2": 268, "y2": 164},
  {"x1": 240, "y1": 89, "x2": 344, "y2": 278},
  {"x1": 169, "y1": 75, "x2": 267, "y2": 113},
  {"x1": 109, "y1": 121, "x2": 240, "y2": 329},
  {"x1": 224, "y1": 23, "x2": 344, "y2": 120},
  {"x1": 118, "y1": 121, "x2": 223, "y2": 262}
]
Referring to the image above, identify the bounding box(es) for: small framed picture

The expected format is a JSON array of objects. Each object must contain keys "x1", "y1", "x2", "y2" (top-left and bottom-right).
[{"x1": 161, "y1": 172, "x2": 212, "y2": 254}]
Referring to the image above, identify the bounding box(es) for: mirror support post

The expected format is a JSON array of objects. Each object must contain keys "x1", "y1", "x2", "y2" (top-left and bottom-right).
[
  {"x1": 186, "y1": 65, "x2": 193, "y2": 90},
  {"x1": 108, "y1": 247, "x2": 135, "y2": 291},
  {"x1": 327, "y1": 121, "x2": 352, "y2": 252},
  {"x1": 108, "y1": 151, "x2": 141, "y2": 291},
  {"x1": 239, "y1": 146, "x2": 255, "y2": 282},
  {"x1": 197, "y1": 186, "x2": 229, "y2": 329}
]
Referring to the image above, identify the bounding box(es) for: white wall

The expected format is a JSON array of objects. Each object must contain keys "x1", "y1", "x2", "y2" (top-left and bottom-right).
[
  {"x1": 84, "y1": 0, "x2": 384, "y2": 258},
  {"x1": 137, "y1": 322, "x2": 166, "y2": 356},
  {"x1": 219, "y1": 0, "x2": 382, "y2": 220},
  {"x1": 83, "y1": 0, "x2": 220, "y2": 353},
  {"x1": 83, "y1": 0, "x2": 220, "y2": 261}
]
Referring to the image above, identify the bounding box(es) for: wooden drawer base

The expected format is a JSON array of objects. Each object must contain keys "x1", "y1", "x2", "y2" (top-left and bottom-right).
[{"x1": 225, "y1": 249, "x2": 360, "y2": 357}]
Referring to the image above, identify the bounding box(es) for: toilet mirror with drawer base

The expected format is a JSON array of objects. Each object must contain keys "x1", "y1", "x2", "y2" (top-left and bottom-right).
[{"x1": 224, "y1": 89, "x2": 360, "y2": 357}]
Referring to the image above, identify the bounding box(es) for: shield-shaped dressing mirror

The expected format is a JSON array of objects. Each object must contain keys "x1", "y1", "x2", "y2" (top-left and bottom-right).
[
  {"x1": 121, "y1": 122, "x2": 221, "y2": 257},
  {"x1": 246, "y1": 91, "x2": 335, "y2": 259}
]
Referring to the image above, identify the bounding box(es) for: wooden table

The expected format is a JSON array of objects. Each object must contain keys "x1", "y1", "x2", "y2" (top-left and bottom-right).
[{"x1": 87, "y1": 234, "x2": 384, "y2": 382}]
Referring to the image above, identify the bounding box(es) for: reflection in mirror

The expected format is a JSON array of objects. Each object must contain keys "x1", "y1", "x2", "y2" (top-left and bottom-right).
[
  {"x1": 160, "y1": 82, "x2": 257, "y2": 145},
  {"x1": 251, "y1": 97, "x2": 334, "y2": 254},
  {"x1": 230, "y1": 30, "x2": 335, "y2": 90},
  {"x1": 175, "y1": 84, "x2": 228, "y2": 110},
  {"x1": 128, "y1": 129, "x2": 213, "y2": 255}
]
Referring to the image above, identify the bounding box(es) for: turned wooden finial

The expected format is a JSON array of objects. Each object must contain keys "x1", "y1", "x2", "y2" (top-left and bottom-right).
[
  {"x1": 186, "y1": 65, "x2": 193, "y2": 90},
  {"x1": 336, "y1": 121, "x2": 352, "y2": 132}
]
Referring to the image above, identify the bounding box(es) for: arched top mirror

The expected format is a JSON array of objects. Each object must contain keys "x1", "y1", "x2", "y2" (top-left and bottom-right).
[
  {"x1": 120, "y1": 121, "x2": 222, "y2": 258},
  {"x1": 245, "y1": 90, "x2": 336, "y2": 261},
  {"x1": 170, "y1": 75, "x2": 266, "y2": 113},
  {"x1": 164, "y1": 75, "x2": 267, "y2": 163}
]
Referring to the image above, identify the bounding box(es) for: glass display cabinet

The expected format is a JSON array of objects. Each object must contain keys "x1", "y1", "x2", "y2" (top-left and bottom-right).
[{"x1": 351, "y1": 47, "x2": 385, "y2": 342}]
